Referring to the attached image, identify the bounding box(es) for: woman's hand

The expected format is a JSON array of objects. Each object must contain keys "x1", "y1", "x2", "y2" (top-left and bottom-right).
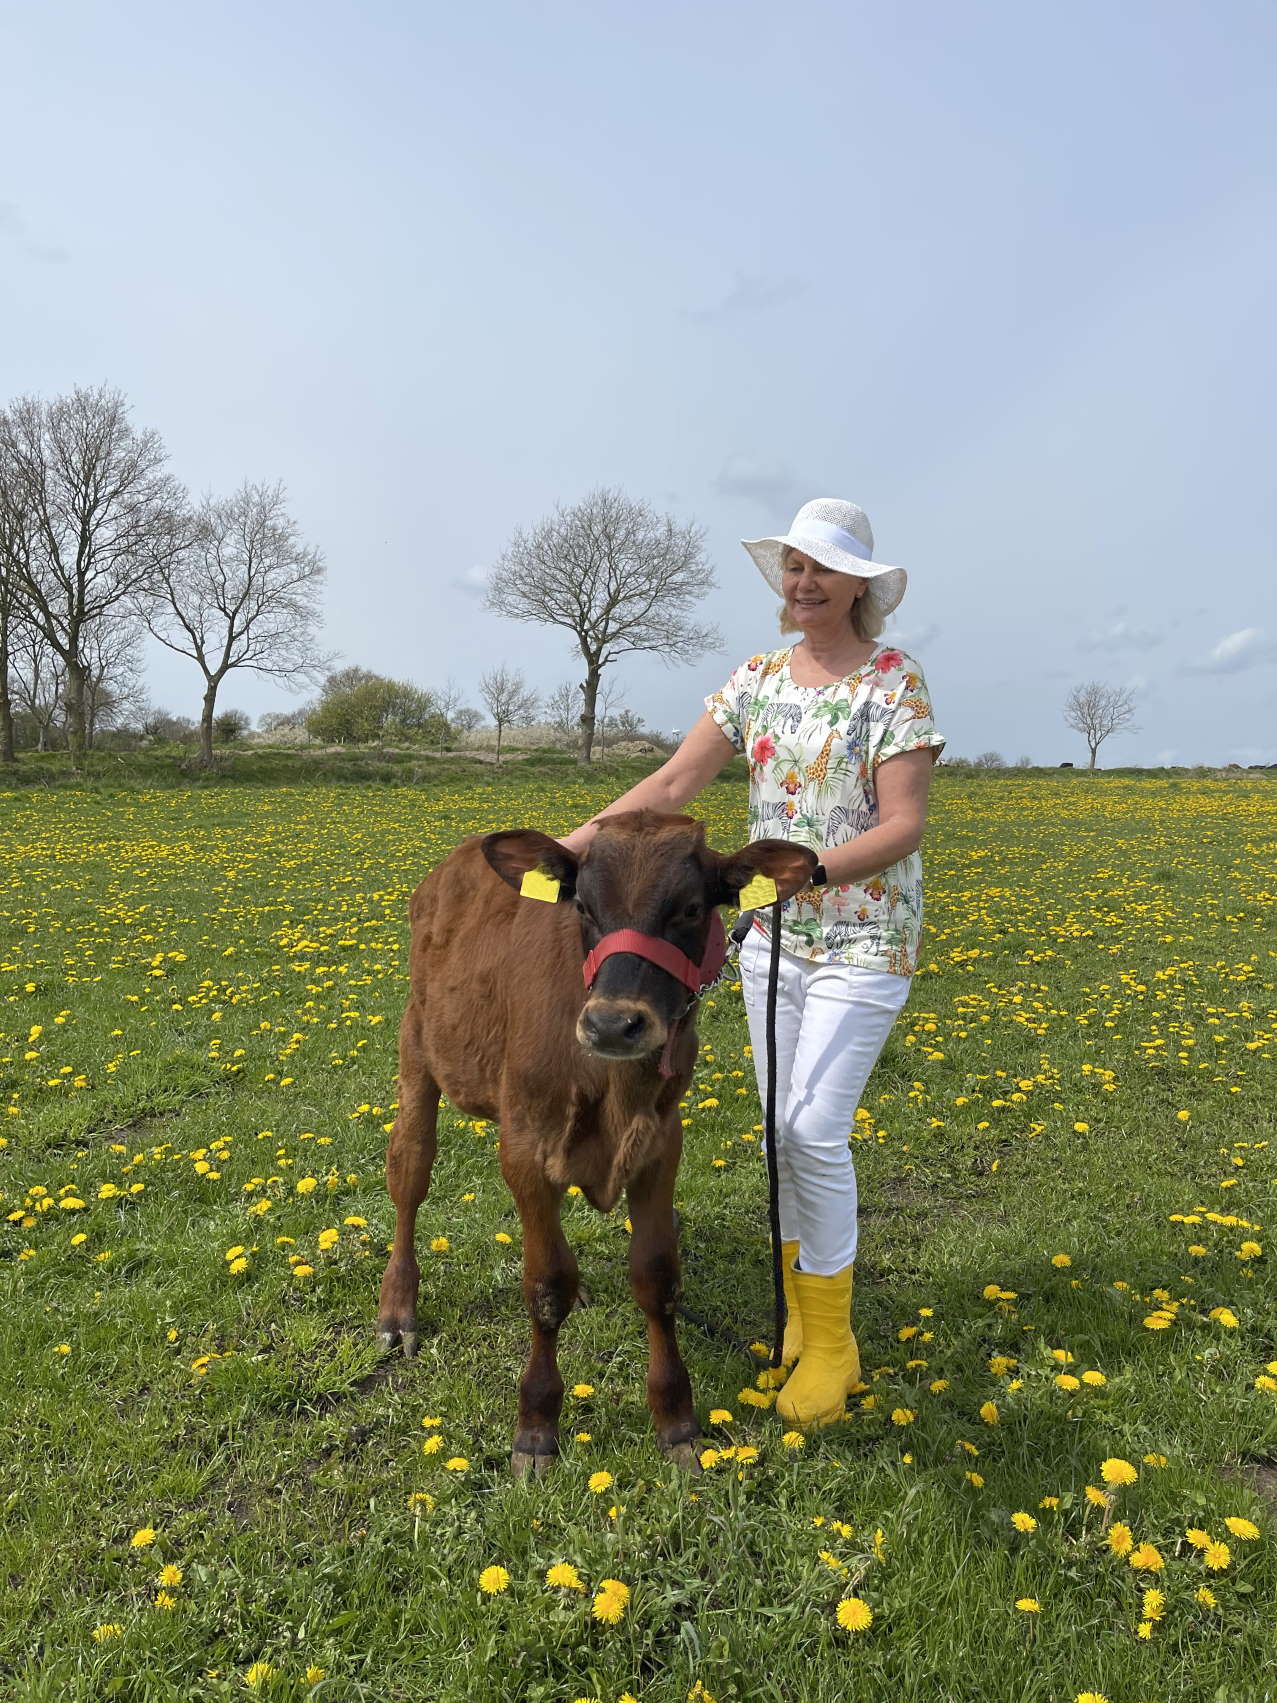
[{"x1": 558, "y1": 713, "x2": 738, "y2": 852}]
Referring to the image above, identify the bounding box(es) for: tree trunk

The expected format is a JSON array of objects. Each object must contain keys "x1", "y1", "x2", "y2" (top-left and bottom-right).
[
  {"x1": 495, "y1": 721, "x2": 503, "y2": 765},
  {"x1": 198, "y1": 679, "x2": 218, "y2": 769},
  {"x1": 578, "y1": 658, "x2": 601, "y2": 765},
  {"x1": 64, "y1": 659, "x2": 88, "y2": 767},
  {"x1": 1088, "y1": 744, "x2": 1098, "y2": 771},
  {"x1": 0, "y1": 646, "x2": 14, "y2": 765}
]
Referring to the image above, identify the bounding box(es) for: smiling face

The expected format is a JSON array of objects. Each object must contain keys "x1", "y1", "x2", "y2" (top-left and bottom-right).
[{"x1": 780, "y1": 548, "x2": 867, "y2": 634}]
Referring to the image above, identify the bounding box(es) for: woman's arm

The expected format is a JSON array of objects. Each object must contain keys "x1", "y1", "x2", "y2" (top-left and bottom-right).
[
  {"x1": 559, "y1": 712, "x2": 740, "y2": 855},
  {"x1": 817, "y1": 748, "x2": 936, "y2": 885}
]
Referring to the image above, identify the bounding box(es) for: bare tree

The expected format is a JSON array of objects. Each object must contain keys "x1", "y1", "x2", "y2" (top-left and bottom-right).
[
  {"x1": 142, "y1": 480, "x2": 331, "y2": 768},
  {"x1": 1063, "y1": 681, "x2": 1139, "y2": 770},
  {"x1": 10, "y1": 617, "x2": 67, "y2": 750},
  {"x1": 82, "y1": 615, "x2": 146, "y2": 748},
  {"x1": 433, "y1": 676, "x2": 469, "y2": 754},
  {"x1": 972, "y1": 750, "x2": 1005, "y2": 769},
  {"x1": 0, "y1": 505, "x2": 24, "y2": 762},
  {"x1": 478, "y1": 664, "x2": 539, "y2": 765},
  {"x1": 485, "y1": 487, "x2": 719, "y2": 764},
  {"x1": 594, "y1": 675, "x2": 624, "y2": 757},
  {"x1": 544, "y1": 680, "x2": 580, "y2": 747},
  {"x1": 0, "y1": 386, "x2": 187, "y2": 764}
]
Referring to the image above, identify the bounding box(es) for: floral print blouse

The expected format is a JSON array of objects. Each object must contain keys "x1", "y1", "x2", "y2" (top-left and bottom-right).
[{"x1": 705, "y1": 644, "x2": 945, "y2": 975}]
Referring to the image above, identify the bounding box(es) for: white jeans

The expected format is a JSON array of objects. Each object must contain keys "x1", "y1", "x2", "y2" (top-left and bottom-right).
[{"x1": 738, "y1": 930, "x2": 912, "y2": 1275}]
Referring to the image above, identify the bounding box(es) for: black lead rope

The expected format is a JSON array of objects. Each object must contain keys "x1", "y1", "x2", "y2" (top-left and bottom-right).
[{"x1": 763, "y1": 899, "x2": 785, "y2": 1370}]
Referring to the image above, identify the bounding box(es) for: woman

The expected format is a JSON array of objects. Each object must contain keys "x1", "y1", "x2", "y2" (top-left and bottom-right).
[{"x1": 560, "y1": 497, "x2": 945, "y2": 1429}]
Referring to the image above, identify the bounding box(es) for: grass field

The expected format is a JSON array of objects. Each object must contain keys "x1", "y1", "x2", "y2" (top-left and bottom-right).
[{"x1": 2, "y1": 770, "x2": 1275, "y2": 1703}]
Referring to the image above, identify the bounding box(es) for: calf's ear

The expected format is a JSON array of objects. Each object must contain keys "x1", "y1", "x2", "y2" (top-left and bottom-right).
[
  {"x1": 481, "y1": 830, "x2": 579, "y2": 901},
  {"x1": 711, "y1": 839, "x2": 819, "y2": 909}
]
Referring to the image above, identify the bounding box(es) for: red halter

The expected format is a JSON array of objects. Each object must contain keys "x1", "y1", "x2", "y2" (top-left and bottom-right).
[
  {"x1": 581, "y1": 911, "x2": 728, "y2": 996},
  {"x1": 580, "y1": 912, "x2": 729, "y2": 1079}
]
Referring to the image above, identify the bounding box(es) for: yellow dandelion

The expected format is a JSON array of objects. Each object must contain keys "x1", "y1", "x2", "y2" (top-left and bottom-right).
[
  {"x1": 1100, "y1": 1457, "x2": 1138, "y2": 1486},
  {"x1": 1223, "y1": 1516, "x2": 1260, "y2": 1540},
  {"x1": 1081, "y1": 1371, "x2": 1106, "y2": 1386},
  {"x1": 1128, "y1": 1543, "x2": 1164, "y2": 1572},
  {"x1": 1015, "y1": 1598, "x2": 1040, "y2": 1612},
  {"x1": 478, "y1": 1565, "x2": 510, "y2": 1594},
  {"x1": 781, "y1": 1431, "x2": 805, "y2": 1450},
  {"x1": 1196, "y1": 1586, "x2": 1217, "y2": 1608},
  {"x1": 129, "y1": 1527, "x2": 157, "y2": 1549},
  {"x1": 1208, "y1": 1306, "x2": 1239, "y2": 1329},
  {"x1": 1106, "y1": 1522, "x2": 1134, "y2": 1555},
  {"x1": 708, "y1": 1408, "x2": 734, "y2": 1425},
  {"x1": 979, "y1": 1401, "x2": 999, "y2": 1425},
  {"x1": 244, "y1": 1664, "x2": 277, "y2": 1690},
  {"x1": 571, "y1": 1383, "x2": 595, "y2": 1398},
  {"x1": 546, "y1": 1562, "x2": 585, "y2": 1591},
  {"x1": 92, "y1": 1625, "x2": 123, "y2": 1642},
  {"x1": 157, "y1": 1564, "x2": 183, "y2": 1587},
  {"x1": 1084, "y1": 1485, "x2": 1110, "y2": 1508},
  {"x1": 1055, "y1": 1374, "x2": 1081, "y2": 1391},
  {"x1": 836, "y1": 1596, "x2": 873, "y2": 1632},
  {"x1": 1203, "y1": 1540, "x2": 1231, "y2": 1571},
  {"x1": 588, "y1": 1470, "x2": 614, "y2": 1494},
  {"x1": 444, "y1": 1456, "x2": 469, "y2": 1472},
  {"x1": 1142, "y1": 1587, "x2": 1165, "y2": 1620},
  {"x1": 1051, "y1": 1253, "x2": 1072, "y2": 1267},
  {"x1": 891, "y1": 1407, "x2": 915, "y2": 1426},
  {"x1": 1011, "y1": 1511, "x2": 1037, "y2": 1532}
]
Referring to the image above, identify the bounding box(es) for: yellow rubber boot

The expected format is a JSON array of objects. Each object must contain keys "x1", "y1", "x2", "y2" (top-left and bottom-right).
[
  {"x1": 781, "y1": 1241, "x2": 803, "y2": 1366},
  {"x1": 775, "y1": 1265, "x2": 860, "y2": 1430}
]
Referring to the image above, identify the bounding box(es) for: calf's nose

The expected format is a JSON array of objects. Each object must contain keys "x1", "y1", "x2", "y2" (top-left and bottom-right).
[{"x1": 578, "y1": 1000, "x2": 658, "y2": 1057}]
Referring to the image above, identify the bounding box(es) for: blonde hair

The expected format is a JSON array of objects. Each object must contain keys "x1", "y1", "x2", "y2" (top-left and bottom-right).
[{"x1": 776, "y1": 545, "x2": 885, "y2": 640}]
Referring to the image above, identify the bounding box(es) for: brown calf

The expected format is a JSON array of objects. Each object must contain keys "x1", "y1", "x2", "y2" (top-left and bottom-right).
[{"x1": 376, "y1": 810, "x2": 815, "y2": 1476}]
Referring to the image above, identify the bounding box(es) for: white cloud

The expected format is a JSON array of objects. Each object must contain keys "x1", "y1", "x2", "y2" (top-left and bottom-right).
[
  {"x1": 1085, "y1": 618, "x2": 1164, "y2": 652},
  {"x1": 1189, "y1": 627, "x2": 1276, "y2": 672}
]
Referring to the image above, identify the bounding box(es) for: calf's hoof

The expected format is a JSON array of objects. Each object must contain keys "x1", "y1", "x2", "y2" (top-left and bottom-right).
[
  {"x1": 511, "y1": 1449, "x2": 557, "y2": 1482},
  {"x1": 375, "y1": 1319, "x2": 419, "y2": 1359},
  {"x1": 660, "y1": 1437, "x2": 704, "y2": 1475}
]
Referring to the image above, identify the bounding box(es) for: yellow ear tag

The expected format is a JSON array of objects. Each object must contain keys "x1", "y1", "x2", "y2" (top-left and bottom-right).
[
  {"x1": 519, "y1": 867, "x2": 561, "y2": 903},
  {"x1": 738, "y1": 873, "x2": 779, "y2": 909}
]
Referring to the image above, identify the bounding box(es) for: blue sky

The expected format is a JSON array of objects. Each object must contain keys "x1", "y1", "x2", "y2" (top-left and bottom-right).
[{"x1": 4, "y1": 0, "x2": 1275, "y2": 763}]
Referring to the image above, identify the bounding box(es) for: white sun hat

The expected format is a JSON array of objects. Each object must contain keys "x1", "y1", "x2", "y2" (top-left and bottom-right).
[{"x1": 741, "y1": 497, "x2": 907, "y2": 620}]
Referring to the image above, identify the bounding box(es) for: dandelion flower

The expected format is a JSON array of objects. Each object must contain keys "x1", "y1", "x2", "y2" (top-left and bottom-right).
[
  {"x1": 1196, "y1": 1586, "x2": 1218, "y2": 1608},
  {"x1": 1142, "y1": 1587, "x2": 1165, "y2": 1620},
  {"x1": 1208, "y1": 1307, "x2": 1239, "y2": 1329},
  {"x1": 979, "y1": 1401, "x2": 999, "y2": 1425},
  {"x1": 444, "y1": 1456, "x2": 469, "y2": 1472},
  {"x1": 891, "y1": 1408, "x2": 915, "y2": 1426},
  {"x1": 1185, "y1": 1527, "x2": 1212, "y2": 1550},
  {"x1": 1015, "y1": 1598, "x2": 1040, "y2": 1612},
  {"x1": 1056, "y1": 1374, "x2": 1081, "y2": 1391},
  {"x1": 1136, "y1": 1620, "x2": 1153, "y2": 1640},
  {"x1": 1081, "y1": 1371, "x2": 1106, "y2": 1387},
  {"x1": 244, "y1": 1664, "x2": 277, "y2": 1690},
  {"x1": 154, "y1": 1591, "x2": 177, "y2": 1610},
  {"x1": 708, "y1": 1408, "x2": 733, "y2": 1425},
  {"x1": 157, "y1": 1564, "x2": 183, "y2": 1588},
  {"x1": 781, "y1": 1431, "x2": 805, "y2": 1450},
  {"x1": 572, "y1": 1383, "x2": 595, "y2": 1399},
  {"x1": 1142, "y1": 1452, "x2": 1167, "y2": 1467},
  {"x1": 1128, "y1": 1543, "x2": 1164, "y2": 1572},
  {"x1": 1203, "y1": 1540, "x2": 1231, "y2": 1571},
  {"x1": 1223, "y1": 1516, "x2": 1260, "y2": 1540},
  {"x1": 305, "y1": 1669, "x2": 327, "y2": 1686},
  {"x1": 92, "y1": 1625, "x2": 123, "y2": 1642},
  {"x1": 429, "y1": 1236, "x2": 449, "y2": 1253},
  {"x1": 592, "y1": 1588, "x2": 626, "y2": 1625},
  {"x1": 836, "y1": 1596, "x2": 873, "y2": 1632},
  {"x1": 1011, "y1": 1511, "x2": 1037, "y2": 1532},
  {"x1": 1106, "y1": 1522, "x2": 1134, "y2": 1556},
  {"x1": 479, "y1": 1565, "x2": 510, "y2": 1594},
  {"x1": 1051, "y1": 1253, "x2": 1072, "y2": 1267},
  {"x1": 964, "y1": 1471, "x2": 985, "y2": 1488},
  {"x1": 422, "y1": 1435, "x2": 442, "y2": 1455},
  {"x1": 545, "y1": 1562, "x2": 585, "y2": 1592},
  {"x1": 1101, "y1": 1457, "x2": 1138, "y2": 1486},
  {"x1": 588, "y1": 1471, "x2": 614, "y2": 1494},
  {"x1": 130, "y1": 1527, "x2": 157, "y2": 1549},
  {"x1": 1084, "y1": 1485, "x2": 1110, "y2": 1508}
]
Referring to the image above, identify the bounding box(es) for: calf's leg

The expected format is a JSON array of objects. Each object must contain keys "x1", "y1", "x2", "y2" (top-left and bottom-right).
[
  {"x1": 504, "y1": 1160, "x2": 578, "y2": 1479},
  {"x1": 376, "y1": 1011, "x2": 440, "y2": 1357},
  {"x1": 627, "y1": 1146, "x2": 701, "y2": 1470}
]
